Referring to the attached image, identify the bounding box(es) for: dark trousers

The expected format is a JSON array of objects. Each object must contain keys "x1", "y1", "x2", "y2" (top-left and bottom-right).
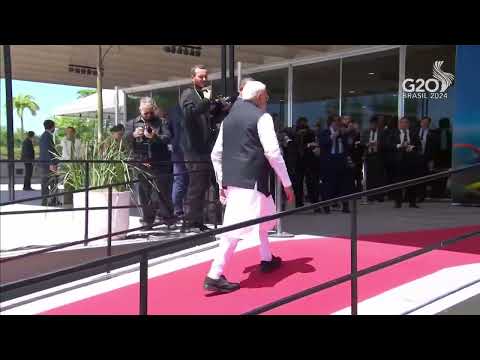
[
  {"x1": 322, "y1": 155, "x2": 354, "y2": 210},
  {"x1": 40, "y1": 166, "x2": 59, "y2": 206},
  {"x1": 365, "y1": 153, "x2": 386, "y2": 201},
  {"x1": 392, "y1": 157, "x2": 418, "y2": 206},
  {"x1": 353, "y1": 163, "x2": 363, "y2": 193},
  {"x1": 64, "y1": 183, "x2": 74, "y2": 206},
  {"x1": 431, "y1": 150, "x2": 451, "y2": 198},
  {"x1": 137, "y1": 167, "x2": 174, "y2": 224},
  {"x1": 183, "y1": 152, "x2": 212, "y2": 225},
  {"x1": 23, "y1": 163, "x2": 33, "y2": 189},
  {"x1": 171, "y1": 152, "x2": 190, "y2": 216},
  {"x1": 417, "y1": 156, "x2": 432, "y2": 201},
  {"x1": 295, "y1": 160, "x2": 319, "y2": 206},
  {"x1": 383, "y1": 156, "x2": 396, "y2": 200}
]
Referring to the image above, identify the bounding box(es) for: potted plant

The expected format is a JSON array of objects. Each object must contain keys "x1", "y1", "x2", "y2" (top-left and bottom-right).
[{"x1": 58, "y1": 138, "x2": 136, "y2": 240}]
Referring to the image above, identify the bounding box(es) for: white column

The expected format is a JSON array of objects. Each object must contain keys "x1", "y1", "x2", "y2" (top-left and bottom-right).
[
  {"x1": 114, "y1": 86, "x2": 119, "y2": 126},
  {"x1": 339, "y1": 58, "x2": 343, "y2": 116},
  {"x1": 237, "y1": 61, "x2": 242, "y2": 92},
  {"x1": 123, "y1": 91, "x2": 128, "y2": 124}
]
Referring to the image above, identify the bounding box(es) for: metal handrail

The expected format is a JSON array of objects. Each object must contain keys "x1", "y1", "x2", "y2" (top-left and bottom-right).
[
  {"x1": 0, "y1": 169, "x2": 209, "y2": 207},
  {"x1": 1, "y1": 163, "x2": 478, "y2": 314},
  {"x1": 0, "y1": 158, "x2": 219, "y2": 263},
  {"x1": 0, "y1": 159, "x2": 210, "y2": 164},
  {"x1": 243, "y1": 229, "x2": 480, "y2": 315}
]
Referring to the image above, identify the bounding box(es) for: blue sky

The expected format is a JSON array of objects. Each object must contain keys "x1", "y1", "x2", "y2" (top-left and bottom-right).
[{"x1": 0, "y1": 79, "x2": 95, "y2": 135}]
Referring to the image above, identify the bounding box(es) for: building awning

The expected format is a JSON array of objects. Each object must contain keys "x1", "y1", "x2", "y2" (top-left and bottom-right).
[
  {"x1": 52, "y1": 89, "x2": 125, "y2": 118},
  {"x1": 5, "y1": 45, "x2": 371, "y2": 89}
]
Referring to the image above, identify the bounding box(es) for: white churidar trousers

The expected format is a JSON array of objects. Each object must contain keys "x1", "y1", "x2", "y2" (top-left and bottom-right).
[{"x1": 207, "y1": 186, "x2": 277, "y2": 280}]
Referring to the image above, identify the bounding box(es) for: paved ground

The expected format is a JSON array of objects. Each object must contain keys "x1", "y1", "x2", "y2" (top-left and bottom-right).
[
  {"x1": 439, "y1": 293, "x2": 480, "y2": 315},
  {"x1": 2, "y1": 184, "x2": 479, "y2": 313},
  {"x1": 283, "y1": 200, "x2": 480, "y2": 237}
]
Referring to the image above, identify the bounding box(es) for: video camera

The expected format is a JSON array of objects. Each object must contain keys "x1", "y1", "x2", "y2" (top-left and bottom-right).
[{"x1": 211, "y1": 94, "x2": 234, "y2": 112}]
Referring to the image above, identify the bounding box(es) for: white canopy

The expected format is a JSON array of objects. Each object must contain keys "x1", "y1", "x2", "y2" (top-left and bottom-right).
[{"x1": 53, "y1": 89, "x2": 125, "y2": 119}]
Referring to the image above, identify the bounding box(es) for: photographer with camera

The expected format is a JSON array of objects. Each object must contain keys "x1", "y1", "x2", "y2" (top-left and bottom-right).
[
  {"x1": 126, "y1": 97, "x2": 175, "y2": 229},
  {"x1": 179, "y1": 65, "x2": 218, "y2": 232}
]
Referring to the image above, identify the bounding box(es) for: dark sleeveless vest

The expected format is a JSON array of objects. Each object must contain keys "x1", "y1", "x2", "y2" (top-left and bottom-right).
[{"x1": 222, "y1": 100, "x2": 272, "y2": 196}]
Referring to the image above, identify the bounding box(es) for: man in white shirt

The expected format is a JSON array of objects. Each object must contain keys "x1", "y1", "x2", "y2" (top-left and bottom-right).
[
  {"x1": 61, "y1": 127, "x2": 83, "y2": 161},
  {"x1": 361, "y1": 116, "x2": 386, "y2": 202},
  {"x1": 204, "y1": 81, "x2": 295, "y2": 293},
  {"x1": 385, "y1": 117, "x2": 422, "y2": 208},
  {"x1": 60, "y1": 127, "x2": 83, "y2": 205}
]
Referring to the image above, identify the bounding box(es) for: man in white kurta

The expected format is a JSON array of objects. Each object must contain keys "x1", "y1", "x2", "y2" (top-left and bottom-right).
[{"x1": 204, "y1": 81, "x2": 294, "y2": 293}]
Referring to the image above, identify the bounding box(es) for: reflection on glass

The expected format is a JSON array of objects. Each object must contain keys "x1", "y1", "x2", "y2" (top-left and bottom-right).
[
  {"x1": 248, "y1": 69, "x2": 288, "y2": 131},
  {"x1": 293, "y1": 60, "x2": 340, "y2": 132},
  {"x1": 341, "y1": 49, "x2": 399, "y2": 131},
  {"x1": 152, "y1": 88, "x2": 180, "y2": 115}
]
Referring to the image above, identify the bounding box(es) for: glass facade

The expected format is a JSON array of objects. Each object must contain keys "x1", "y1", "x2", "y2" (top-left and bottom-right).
[
  {"x1": 341, "y1": 49, "x2": 399, "y2": 129},
  {"x1": 248, "y1": 69, "x2": 288, "y2": 131},
  {"x1": 124, "y1": 45, "x2": 457, "y2": 137},
  {"x1": 292, "y1": 59, "x2": 340, "y2": 130}
]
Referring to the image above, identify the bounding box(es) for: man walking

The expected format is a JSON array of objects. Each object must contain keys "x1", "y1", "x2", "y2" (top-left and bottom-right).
[
  {"x1": 204, "y1": 81, "x2": 294, "y2": 293},
  {"x1": 39, "y1": 120, "x2": 60, "y2": 206}
]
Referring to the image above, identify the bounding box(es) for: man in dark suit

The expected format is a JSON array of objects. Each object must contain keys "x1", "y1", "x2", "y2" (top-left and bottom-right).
[
  {"x1": 179, "y1": 65, "x2": 214, "y2": 232},
  {"x1": 361, "y1": 116, "x2": 386, "y2": 202},
  {"x1": 168, "y1": 104, "x2": 189, "y2": 218},
  {"x1": 384, "y1": 117, "x2": 422, "y2": 208},
  {"x1": 417, "y1": 116, "x2": 439, "y2": 202},
  {"x1": 295, "y1": 117, "x2": 319, "y2": 207},
  {"x1": 39, "y1": 119, "x2": 60, "y2": 206},
  {"x1": 318, "y1": 115, "x2": 354, "y2": 213},
  {"x1": 432, "y1": 117, "x2": 452, "y2": 198},
  {"x1": 21, "y1": 131, "x2": 35, "y2": 191},
  {"x1": 343, "y1": 118, "x2": 364, "y2": 194}
]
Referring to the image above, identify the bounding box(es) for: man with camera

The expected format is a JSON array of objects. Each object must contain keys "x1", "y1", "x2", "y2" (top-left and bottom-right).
[
  {"x1": 126, "y1": 97, "x2": 175, "y2": 229},
  {"x1": 179, "y1": 65, "x2": 217, "y2": 232}
]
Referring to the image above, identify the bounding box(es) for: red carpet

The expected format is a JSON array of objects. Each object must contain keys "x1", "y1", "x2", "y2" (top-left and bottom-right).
[{"x1": 42, "y1": 226, "x2": 480, "y2": 315}]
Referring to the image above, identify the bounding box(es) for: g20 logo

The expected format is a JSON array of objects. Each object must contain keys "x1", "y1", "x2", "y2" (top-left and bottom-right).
[
  {"x1": 402, "y1": 60, "x2": 454, "y2": 99},
  {"x1": 403, "y1": 78, "x2": 443, "y2": 93}
]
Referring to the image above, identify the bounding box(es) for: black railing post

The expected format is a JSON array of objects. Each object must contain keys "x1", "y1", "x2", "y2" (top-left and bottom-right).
[
  {"x1": 139, "y1": 253, "x2": 148, "y2": 315},
  {"x1": 221, "y1": 45, "x2": 227, "y2": 96},
  {"x1": 3, "y1": 45, "x2": 15, "y2": 202},
  {"x1": 350, "y1": 198, "x2": 358, "y2": 315},
  {"x1": 84, "y1": 162, "x2": 90, "y2": 246},
  {"x1": 228, "y1": 45, "x2": 235, "y2": 97},
  {"x1": 106, "y1": 185, "x2": 113, "y2": 272}
]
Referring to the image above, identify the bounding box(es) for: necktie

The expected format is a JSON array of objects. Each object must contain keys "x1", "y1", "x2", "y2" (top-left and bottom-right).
[
  {"x1": 403, "y1": 130, "x2": 409, "y2": 145},
  {"x1": 334, "y1": 136, "x2": 340, "y2": 154},
  {"x1": 420, "y1": 129, "x2": 424, "y2": 141},
  {"x1": 441, "y1": 130, "x2": 448, "y2": 150},
  {"x1": 71, "y1": 140, "x2": 75, "y2": 160},
  {"x1": 422, "y1": 130, "x2": 427, "y2": 154}
]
